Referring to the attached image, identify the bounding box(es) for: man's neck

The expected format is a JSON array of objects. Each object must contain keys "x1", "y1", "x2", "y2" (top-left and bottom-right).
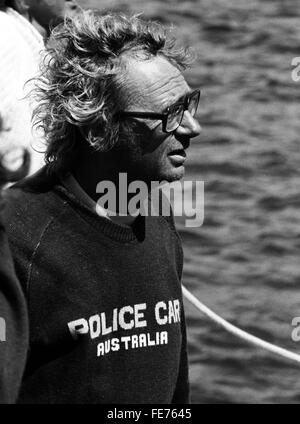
[
  {"x1": 62, "y1": 173, "x2": 137, "y2": 227},
  {"x1": 72, "y1": 149, "x2": 144, "y2": 222}
]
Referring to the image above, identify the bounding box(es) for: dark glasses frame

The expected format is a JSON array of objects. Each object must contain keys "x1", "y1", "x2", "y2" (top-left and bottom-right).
[{"x1": 119, "y1": 89, "x2": 201, "y2": 133}]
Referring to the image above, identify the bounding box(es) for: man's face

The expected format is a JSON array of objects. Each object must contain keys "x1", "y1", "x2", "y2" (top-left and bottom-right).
[{"x1": 118, "y1": 55, "x2": 202, "y2": 183}]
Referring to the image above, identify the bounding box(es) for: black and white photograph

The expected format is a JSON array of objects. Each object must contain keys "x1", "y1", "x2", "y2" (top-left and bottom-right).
[{"x1": 0, "y1": 0, "x2": 299, "y2": 408}]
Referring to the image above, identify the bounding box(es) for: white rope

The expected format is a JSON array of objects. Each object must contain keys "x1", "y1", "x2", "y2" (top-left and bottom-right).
[{"x1": 182, "y1": 284, "x2": 300, "y2": 364}]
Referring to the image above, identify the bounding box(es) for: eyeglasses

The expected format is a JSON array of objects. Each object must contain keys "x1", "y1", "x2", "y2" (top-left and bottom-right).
[{"x1": 119, "y1": 89, "x2": 201, "y2": 133}]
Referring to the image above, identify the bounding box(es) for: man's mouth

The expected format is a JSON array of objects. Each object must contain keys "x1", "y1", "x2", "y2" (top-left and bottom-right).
[
  {"x1": 168, "y1": 149, "x2": 187, "y2": 165},
  {"x1": 168, "y1": 149, "x2": 186, "y2": 157}
]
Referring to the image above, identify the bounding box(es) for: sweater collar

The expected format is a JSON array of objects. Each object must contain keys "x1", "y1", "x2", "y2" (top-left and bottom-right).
[
  {"x1": 61, "y1": 173, "x2": 137, "y2": 227},
  {"x1": 55, "y1": 178, "x2": 146, "y2": 244}
]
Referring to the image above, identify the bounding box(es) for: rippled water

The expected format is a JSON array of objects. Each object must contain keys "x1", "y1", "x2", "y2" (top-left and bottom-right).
[{"x1": 82, "y1": 0, "x2": 300, "y2": 403}]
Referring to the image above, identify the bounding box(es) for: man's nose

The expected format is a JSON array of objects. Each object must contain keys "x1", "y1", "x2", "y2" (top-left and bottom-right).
[{"x1": 175, "y1": 110, "x2": 202, "y2": 138}]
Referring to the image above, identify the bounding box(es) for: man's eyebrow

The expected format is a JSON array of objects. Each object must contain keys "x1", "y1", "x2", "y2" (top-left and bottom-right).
[{"x1": 162, "y1": 90, "x2": 193, "y2": 112}]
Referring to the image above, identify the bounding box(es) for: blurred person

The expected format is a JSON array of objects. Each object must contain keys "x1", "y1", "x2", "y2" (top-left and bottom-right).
[
  {"x1": 3, "y1": 11, "x2": 201, "y2": 403},
  {"x1": 0, "y1": 144, "x2": 29, "y2": 403},
  {"x1": 0, "y1": 0, "x2": 78, "y2": 175}
]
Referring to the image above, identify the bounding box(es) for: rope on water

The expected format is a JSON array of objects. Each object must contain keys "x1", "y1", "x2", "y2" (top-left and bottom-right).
[{"x1": 182, "y1": 284, "x2": 300, "y2": 365}]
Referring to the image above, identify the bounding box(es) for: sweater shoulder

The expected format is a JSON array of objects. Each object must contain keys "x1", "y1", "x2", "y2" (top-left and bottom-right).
[
  {"x1": 1, "y1": 168, "x2": 66, "y2": 292},
  {"x1": 2, "y1": 167, "x2": 63, "y2": 237}
]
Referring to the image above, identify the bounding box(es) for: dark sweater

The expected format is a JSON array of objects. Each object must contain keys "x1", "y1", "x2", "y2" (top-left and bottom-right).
[
  {"x1": 3, "y1": 167, "x2": 189, "y2": 404},
  {"x1": 0, "y1": 200, "x2": 28, "y2": 403}
]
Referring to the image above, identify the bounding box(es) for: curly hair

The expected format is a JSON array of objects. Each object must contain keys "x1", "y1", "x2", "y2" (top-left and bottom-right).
[{"x1": 31, "y1": 10, "x2": 193, "y2": 173}]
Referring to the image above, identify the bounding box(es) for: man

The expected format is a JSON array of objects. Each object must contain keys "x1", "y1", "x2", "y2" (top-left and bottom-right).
[
  {"x1": 0, "y1": 0, "x2": 78, "y2": 174},
  {"x1": 3, "y1": 11, "x2": 202, "y2": 403}
]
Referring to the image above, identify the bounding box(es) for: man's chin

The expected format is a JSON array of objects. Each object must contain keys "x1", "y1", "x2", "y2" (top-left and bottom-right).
[
  {"x1": 136, "y1": 164, "x2": 185, "y2": 185},
  {"x1": 158, "y1": 165, "x2": 185, "y2": 183}
]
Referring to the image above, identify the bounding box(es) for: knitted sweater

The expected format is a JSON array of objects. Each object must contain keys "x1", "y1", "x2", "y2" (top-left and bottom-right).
[{"x1": 3, "y1": 168, "x2": 190, "y2": 404}]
